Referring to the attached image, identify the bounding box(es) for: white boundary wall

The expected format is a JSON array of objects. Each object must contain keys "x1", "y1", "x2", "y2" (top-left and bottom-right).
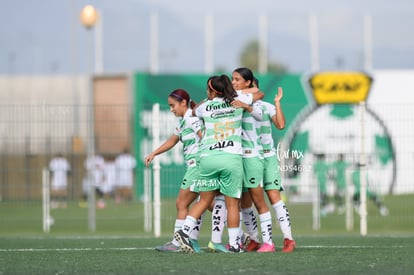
[{"x1": 369, "y1": 70, "x2": 414, "y2": 194}]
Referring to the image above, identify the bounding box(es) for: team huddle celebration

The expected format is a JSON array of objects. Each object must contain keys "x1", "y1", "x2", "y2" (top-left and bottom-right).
[{"x1": 144, "y1": 67, "x2": 295, "y2": 253}]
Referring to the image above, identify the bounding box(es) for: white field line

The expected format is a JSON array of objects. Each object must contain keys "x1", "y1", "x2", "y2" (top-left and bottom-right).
[
  {"x1": 0, "y1": 247, "x2": 153, "y2": 252},
  {"x1": 1, "y1": 245, "x2": 412, "y2": 252}
]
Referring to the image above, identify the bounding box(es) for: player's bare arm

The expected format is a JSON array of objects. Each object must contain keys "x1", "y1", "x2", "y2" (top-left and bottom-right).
[
  {"x1": 272, "y1": 87, "x2": 286, "y2": 129},
  {"x1": 144, "y1": 135, "x2": 180, "y2": 167}
]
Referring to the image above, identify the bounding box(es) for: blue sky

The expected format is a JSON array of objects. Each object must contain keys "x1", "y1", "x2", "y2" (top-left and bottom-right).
[{"x1": 1, "y1": 0, "x2": 414, "y2": 74}]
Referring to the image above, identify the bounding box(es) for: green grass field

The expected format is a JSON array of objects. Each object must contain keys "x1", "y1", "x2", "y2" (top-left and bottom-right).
[
  {"x1": 1, "y1": 194, "x2": 413, "y2": 236},
  {"x1": 1, "y1": 194, "x2": 413, "y2": 274},
  {"x1": 1, "y1": 236, "x2": 414, "y2": 274}
]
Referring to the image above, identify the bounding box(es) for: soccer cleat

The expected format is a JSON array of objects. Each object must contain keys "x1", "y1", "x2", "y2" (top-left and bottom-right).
[
  {"x1": 257, "y1": 242, "x2": 275, "y2": 253},
  {"x1": 190, "y1": 239, "x2": 203, "y2": 253},
  {"x1": 282, "y1": 238, "x2": 296, "y2": 253},
  {"x1": 245, "y1": 239, "x2": 261, "y2": 252},
  {"x1": 227, "y1": 244, "x2": 243, "y2": 253},
  {"x1": 174, "y1": 230, "x2": 194, "y2": 253},
  {"x1": 78, "y1": 201, "x2": 88, "y2": 208},
  {"x1": 155, "y1": 241, "x2": 180, "y2": 252},
  {"x1": 97, "y1": 199, "x2": 106, "y2": 209},
  {"x1": 208, "y1": 241, "x2": 229, "y2": 253},
  {"x1": 241, "y1": 232, "x2": 250, "y2": 248}
]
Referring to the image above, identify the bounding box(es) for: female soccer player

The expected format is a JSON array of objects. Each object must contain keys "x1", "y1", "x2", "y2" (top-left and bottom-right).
[
  {"x1": 145, "y1": 89, "x2": 204, "y2": 253},
  {"x1": 174, "y1": 75, "x2": 264, "y2": 253},
  {"x1": 232, "y1": 68, "x2": 296, "y2": 253},
  {"x1": 232, "y1": 68, "x2": 275, "y2": 252},
  {"x1": 257, "y1": 85, "x2": 296, "y2": 252}
]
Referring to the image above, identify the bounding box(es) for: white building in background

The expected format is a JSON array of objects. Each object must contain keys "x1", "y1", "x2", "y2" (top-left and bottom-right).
[{"x1": 0, "y1": 75, "x2": 89, "y2": 154}]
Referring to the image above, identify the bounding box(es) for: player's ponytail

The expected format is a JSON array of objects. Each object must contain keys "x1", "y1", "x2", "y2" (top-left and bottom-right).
[
  {"x1": 188, "y1": 99, "x2": 196, "y2": 109},
  {"x1": 220, "y1": 74, "x2": 237, "y2": 103},
  {"x1": 207, "y1": 75, "x2": 237, "y2": 103}
]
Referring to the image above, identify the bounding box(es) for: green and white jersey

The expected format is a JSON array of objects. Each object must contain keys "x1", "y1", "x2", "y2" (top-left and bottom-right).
[
  {"x1": 256, "y1": 100, "x2": 277, "y2": 158},
  {"x1": 241, "y1": 101, "x2": 264, "y2": 159},
  {"x1": 173, "y1": 109, "x2": 202, "y2": 164},
  {"x1": 195, "y1": 94, "x2": 252, "y2": 157}
]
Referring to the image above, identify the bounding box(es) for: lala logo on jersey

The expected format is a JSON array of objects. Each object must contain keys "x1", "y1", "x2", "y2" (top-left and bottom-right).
[{"x1": 209, "y1": 140, "x2": 234, "y2": 150}]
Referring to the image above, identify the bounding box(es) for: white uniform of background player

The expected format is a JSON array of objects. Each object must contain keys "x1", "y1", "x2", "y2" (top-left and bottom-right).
[
  {"x1": 84, "y1": 154, "x2": 105, "y2": 207},
  {"x1": 101, "y1": 156, "x2": 117, "y2": 206},
  {"x1": 49, "y1": 154, "x2": 70, "y2": 208},
  {"x1": 115, "y1": 149, "x2": 137, "y2": 203}
]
